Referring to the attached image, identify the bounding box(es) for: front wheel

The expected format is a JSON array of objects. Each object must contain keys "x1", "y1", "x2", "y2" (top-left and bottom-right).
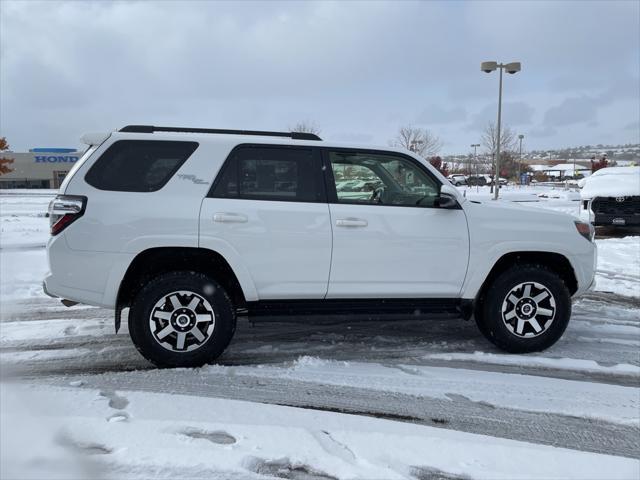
[
  {"x1": 128, "y1": 271, "x2": 236, "y2": 368},
  {"x1": 476, "y1": 265, "x2": 571, "y2": 353}
]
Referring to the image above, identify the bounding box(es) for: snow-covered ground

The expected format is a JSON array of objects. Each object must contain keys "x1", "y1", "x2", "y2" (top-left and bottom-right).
[{"x1": 1, "y1": 188, "x2": 639, "y2": 479}]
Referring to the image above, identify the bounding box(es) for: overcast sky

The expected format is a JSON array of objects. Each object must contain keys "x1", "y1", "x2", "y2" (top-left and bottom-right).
[{"x1": 1, "y1": 0, "x2": 638, "y2": 154}]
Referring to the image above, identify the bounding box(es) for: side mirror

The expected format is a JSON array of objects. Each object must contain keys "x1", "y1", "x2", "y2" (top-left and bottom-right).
[
  {"x1": 436, "y1": 184, "x2": 460, "y2": 209},
  {"x1": 436, "y1": 192, "x2": 458, "y2": 209}
]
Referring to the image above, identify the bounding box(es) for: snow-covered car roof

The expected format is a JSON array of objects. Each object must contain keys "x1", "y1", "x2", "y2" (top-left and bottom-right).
[
  {"x1": 589, "y1": 166, "x2": 639, "y2": 177},
  {"x1": 580, "y1": 166, "x2": 640, "y2": 199}
]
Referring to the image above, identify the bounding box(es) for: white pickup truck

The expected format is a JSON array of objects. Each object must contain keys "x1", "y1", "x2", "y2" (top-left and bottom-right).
[{"x1": 580, "y1": 166, "x2": 640, "y2": 227}]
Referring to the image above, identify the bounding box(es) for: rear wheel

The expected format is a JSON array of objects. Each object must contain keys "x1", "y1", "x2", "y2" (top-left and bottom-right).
[
  {"x1": 128, "y1": 271, "x2": 236, "y2": 368},
  {"x1": 476, "y1": 264, "x2": 571, "y2": 353}
]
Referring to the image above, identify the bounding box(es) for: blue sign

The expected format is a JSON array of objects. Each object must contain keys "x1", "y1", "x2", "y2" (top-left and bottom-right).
[
  {"x1": 34, "y1": 155, "x2": 79, "y2": 163},
  {"x1": 30, "y1": 148, "x2": 77, "y2": 153},
  {"x1": 520, "y1": 173, "x2": 528, "y2": 185}
]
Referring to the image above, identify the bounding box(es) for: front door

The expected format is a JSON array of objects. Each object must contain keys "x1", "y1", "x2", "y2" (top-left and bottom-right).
[
  {"x1": 325, "y1": 149, "x2": 469, "y2": 298},
  {"x1": 200, "y1": 145, "x2": 332, "y2": 300}
]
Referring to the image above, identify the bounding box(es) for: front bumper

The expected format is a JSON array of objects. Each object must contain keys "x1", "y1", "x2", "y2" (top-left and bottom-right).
[{"x1": 593, "y1": 213, "x2": 640, "y2": 227}]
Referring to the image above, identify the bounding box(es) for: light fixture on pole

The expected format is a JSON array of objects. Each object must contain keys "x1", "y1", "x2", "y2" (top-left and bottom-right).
[{"x1": 481, "y1": 61, "x2": 521, "y2": 200}]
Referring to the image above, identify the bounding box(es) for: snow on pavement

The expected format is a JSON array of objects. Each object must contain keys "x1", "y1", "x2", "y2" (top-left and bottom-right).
[
  {"x1": 2, "y1": 383, "x2": 638, "y2": 480},
  {"x1": 198, "y1": 356, "x2": 640, "y2": 425},
  {"x1": 1, "y1": 188, "x2": 640, "y2": 478},
  {"x1": 595, "y1": 236, "x2": 640, "y2": 297},
  {"x1": 0, "y1": 189, "x2": 55, "y2": 250}
]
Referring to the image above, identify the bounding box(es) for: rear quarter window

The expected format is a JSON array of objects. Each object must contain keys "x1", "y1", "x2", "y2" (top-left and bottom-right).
[
  {"x1": 85, "y1": 140, "x2": 198, "y2": 192},
  {"x1": 209, "y1": 145, "x2": 323, "y2": 202}
]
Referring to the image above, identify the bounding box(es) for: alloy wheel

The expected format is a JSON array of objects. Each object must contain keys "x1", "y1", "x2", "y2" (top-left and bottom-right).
[
  {"x1": 501, "y1": 281, "x2": 556, "y2": 338},
  {"x1": 149, "y1": 290, "x2": 215, "y2": 352}
]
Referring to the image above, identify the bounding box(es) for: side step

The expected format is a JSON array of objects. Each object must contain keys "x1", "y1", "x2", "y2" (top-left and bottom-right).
[{"x1": 245, "y1": 298, "x2": 464, "y2": 321}]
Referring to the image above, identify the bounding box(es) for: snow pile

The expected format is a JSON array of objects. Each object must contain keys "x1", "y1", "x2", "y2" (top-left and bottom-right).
[
  {"x1": 581, "y1": 167, "x2": 640, "y2": 199},
  {"x1": 425, "y1": 351, "x2": 640, "y2": 377},
  {"x1": 595, "y1": 236, "x2": 640, "y2": 297}
]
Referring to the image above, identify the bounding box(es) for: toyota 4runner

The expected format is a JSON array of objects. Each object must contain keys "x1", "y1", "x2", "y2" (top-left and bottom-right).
[{"x1": 44, "y1": 125, "x2": 597, "y2": 367}]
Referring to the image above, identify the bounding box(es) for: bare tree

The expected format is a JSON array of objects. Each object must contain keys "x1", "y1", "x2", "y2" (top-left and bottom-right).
[
  {"x1": 480, "y1": 122, "x2": 518, "y2": 192},
  {"x1": 481, "y1": 122, "x2": 517, "y2": 157},
  {"x1": 290, "y1": 121, "x2": 321, "y2": 135},
  {"x1": 391, "y1": 126, "x2": 442, "y2": 158}
]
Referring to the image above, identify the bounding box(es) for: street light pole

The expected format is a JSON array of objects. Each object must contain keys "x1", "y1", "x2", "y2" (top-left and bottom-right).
[
  {"x1": 471, "y1": 143, "x2": 480, "y2": 193},
  {"x1": 481, "y1": 61, "x2": 521, "y2": 200},
  {"x1": 495, "y1": 66, "x2": 503, "y2": 199},
  {"x1": 518, "y1": 134, "x2": 524, "y2": 183}
]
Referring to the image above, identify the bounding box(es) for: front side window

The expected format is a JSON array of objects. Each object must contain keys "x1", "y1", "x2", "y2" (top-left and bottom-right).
[
  {"x1": 329, "y1": 151, "x2": 440, "y2": 207},
  {"x1": 85, "y1": 140, "x2": 198, "y2": 192},
  {"x1": 211, "y1": 146, "x2": 321, "y2": 202}
]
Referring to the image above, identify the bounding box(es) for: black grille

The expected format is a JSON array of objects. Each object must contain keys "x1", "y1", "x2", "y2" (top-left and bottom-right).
[{"x1": 592, "y1": 196, "x2": 640, "y2": 216}]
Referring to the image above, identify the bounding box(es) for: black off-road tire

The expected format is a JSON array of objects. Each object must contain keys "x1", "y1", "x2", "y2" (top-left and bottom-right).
[
  {"x1": 128, "y1": 271, "x2": 236, "y2": 368},
  {"x1": 477, "y1": 264, "x2": 571, "y2": 353}
]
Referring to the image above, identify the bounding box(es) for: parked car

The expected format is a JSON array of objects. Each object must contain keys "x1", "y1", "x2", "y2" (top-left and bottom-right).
[
  {"x1": 44, "y1": 125, "x2": 596, "y2": 367},
  {"x1": 466, "y1": 175, "x2": 487, "y2": 186},
  {"x1": 580, "y1": 166, "x2": 640, "y2": 227},
  {"x1": 487, "y1": 176, "x2": 508, "y2": 186},
  {"x1": 447, "y1": 174, "x2": 467, "y2": 186}
]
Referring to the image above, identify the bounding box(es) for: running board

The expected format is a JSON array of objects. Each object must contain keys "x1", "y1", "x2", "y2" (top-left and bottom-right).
[{"x1": 245, "y1": 298, "x2": 463, "y2": 320}]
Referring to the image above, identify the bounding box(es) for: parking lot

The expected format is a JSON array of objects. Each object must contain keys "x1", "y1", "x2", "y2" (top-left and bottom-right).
[{"x1": 1, "y1": 188, "x2": 639, "y2": 478}]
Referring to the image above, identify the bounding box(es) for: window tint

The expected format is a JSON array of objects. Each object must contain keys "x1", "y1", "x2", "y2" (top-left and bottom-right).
[
  {"x1": 85, "y1": 140, "x2": 198, "y2": 192},
  {"x1": 329, "y1": 151, "x2": 440, "y2": 207},
  {"x1": 211, "y1": 146, "x2": 321, "y2": 202}
]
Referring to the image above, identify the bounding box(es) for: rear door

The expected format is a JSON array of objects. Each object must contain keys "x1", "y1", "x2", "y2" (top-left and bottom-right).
[
  {"x1": 324, "y1": 149, "x2": 470, "y2": 298},
  {"x1": 199, "y1": 145, "x2": 332, "y2": 300}
]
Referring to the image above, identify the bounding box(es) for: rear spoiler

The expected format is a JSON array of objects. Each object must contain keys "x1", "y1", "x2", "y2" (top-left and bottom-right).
[{"x1": 80, "y1": 132, "x2": 111, "y2": 146}]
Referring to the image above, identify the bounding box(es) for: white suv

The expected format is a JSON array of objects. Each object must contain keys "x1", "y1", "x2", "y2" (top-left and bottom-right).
[
  {"x1": 448, "y1": 174, "x2": 467, "y2": 186},
  {"x1": 44, "y1": 126, "x2": 596, "y2": 367}
]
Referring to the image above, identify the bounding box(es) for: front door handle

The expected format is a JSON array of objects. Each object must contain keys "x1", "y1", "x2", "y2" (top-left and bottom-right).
[
  {"x1": 213, "y1": 213, "x2": 248, "y2": 223},
  {"x1": 336, "y1": 218, "x2": 368, "y2": 228}
]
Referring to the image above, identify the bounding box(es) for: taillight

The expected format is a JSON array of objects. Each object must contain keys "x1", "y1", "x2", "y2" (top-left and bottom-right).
[
  {"x1": 48, "y1": 195, "x2": 86, "y2": 236},
  {"x1": 574, "y1": 220, "x2": 594, "y2": 242}
]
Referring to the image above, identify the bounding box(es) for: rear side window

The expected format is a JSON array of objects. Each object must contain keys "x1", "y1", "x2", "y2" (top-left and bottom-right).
[
  {"x1": 210, "y1": 146, "x2": 322, "y2": 202},
  {"x1": 85, "y1": 140, "x2": 198, "y2": 192}
]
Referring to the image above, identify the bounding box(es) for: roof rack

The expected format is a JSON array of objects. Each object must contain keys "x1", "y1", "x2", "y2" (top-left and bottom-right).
[{"x1": 119, "y1": 125, "x2": 322, "y2": 141}]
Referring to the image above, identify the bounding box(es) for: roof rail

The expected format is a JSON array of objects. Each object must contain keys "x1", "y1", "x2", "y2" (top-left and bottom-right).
[{"x1": 119, "y1": 125, "x2": 322, "y2": 141}]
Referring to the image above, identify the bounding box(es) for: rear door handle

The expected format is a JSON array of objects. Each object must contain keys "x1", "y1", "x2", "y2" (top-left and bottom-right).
[
  {"x1": 336, "y1": 218, "x2": 368, "y2": 228},
  {"x1": 213, "y1": 213, "x2": 248, "y2": 223}
]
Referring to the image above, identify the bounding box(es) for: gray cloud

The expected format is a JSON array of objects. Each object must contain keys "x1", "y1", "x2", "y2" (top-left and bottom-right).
[
  {"x1": 543, "y1": 96, "x2": 600, "y2": 127},
  {"x1": 530, "y1": 126, "x2": 557, "y2": 138},
  {"x1": 0, "y1": 0, "x2": 638, "y2": 153},
  {"x1": 468, "y1": 102, "x2": 535, "y2": 131},
  {"x1": 624, "y1": 121, "x2": 640, "y2": 131},
  {"x1": 416, "y1": 105, "x2": 467, "y2": 125}
]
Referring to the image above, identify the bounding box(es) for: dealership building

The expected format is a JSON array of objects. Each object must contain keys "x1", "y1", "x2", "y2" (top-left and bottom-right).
[{"x1": 0, "y1": 148, "x2": 81, "y2": 189}]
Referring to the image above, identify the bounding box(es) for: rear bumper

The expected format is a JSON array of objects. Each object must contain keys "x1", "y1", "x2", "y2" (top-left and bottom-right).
[
  {"x1": 43, "y1": 273, "x2": 106, "y2": 305},
  {"x1": 42, "y1": 279, "x2": 57, "y2": 298},
  {"x1": 45, "y1": 234, "x2": 133, "y2": 309}
]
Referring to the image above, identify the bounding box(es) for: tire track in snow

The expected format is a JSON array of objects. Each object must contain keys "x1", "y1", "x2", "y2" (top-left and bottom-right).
[{"x1": 51, "y1": 371, "x2": 640, "y2": 459}]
